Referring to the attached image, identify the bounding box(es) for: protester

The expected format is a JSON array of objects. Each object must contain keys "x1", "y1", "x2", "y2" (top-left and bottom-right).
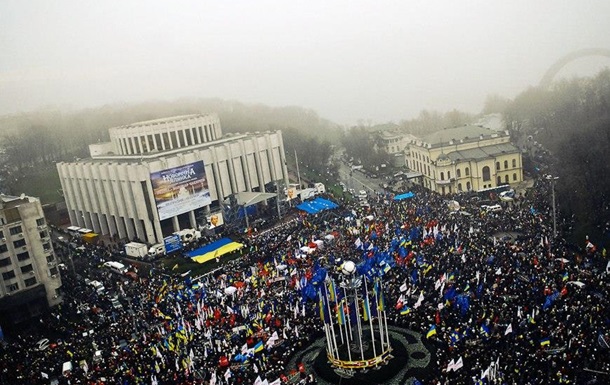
[{"x1": 0, "y1": 178, "x2": 608, "y2": 385}]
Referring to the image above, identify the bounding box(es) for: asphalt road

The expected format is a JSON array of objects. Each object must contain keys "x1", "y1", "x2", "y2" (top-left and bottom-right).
[{"x1": 337, "y1": 162, "x2": 384, "y2": 194}]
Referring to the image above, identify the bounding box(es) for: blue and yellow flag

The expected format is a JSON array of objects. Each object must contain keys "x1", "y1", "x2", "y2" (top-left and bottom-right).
[
  {"x1": 480, "y1": 323, "x2": 490, "y2": 338},
  {"x1": 363, "y1": 298, "x2": 371, "y2": 322},
  {"x1": 540, "y1": 337, "x2": 550, "y2": 347},
  {"x1": 375, "y1": 279, "x2": 386, "y2": 312},
  {"x1": 328, "y1": 279, "x2": 336, "y2": 303},
  {"x1": 337, "y1": 301, "x2": 345, "y2": 325},
  {"x1": 400, "y1": 305, "x2": 411, "y2": 316},
  {"x1": 254, "y1": 341, "x2": 264, "y2": 353},
  {"x1": 427, "y1": 325, "x2": 437, "y2": 338}
]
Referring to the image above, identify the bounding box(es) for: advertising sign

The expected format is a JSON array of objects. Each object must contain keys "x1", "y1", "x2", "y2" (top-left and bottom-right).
[
  {"x1": 286, "y1": 187, "x2": 297, "y2": 200},
  {"x1": 164, "y1": 234, "x2": 182, "y2": 254},
  {"x1": 150, "y1": 161, "x2": 211, "y2": 220},
  {"x1": 206, "y1": 212, "x2": 224, "y2": 229}
]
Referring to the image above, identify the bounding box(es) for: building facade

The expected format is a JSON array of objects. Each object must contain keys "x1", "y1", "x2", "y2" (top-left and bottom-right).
[
  {"x1": 405, "y1": 125, "x2": 523, "y2": 194},
  {"x1": 57, "y1": 114, "x2": 289, "y2": 244},
  {"x1": 0, "y1": 194, "x2": 62, "y2": 329},
  {"x1": 376, "y1": 131, "x2": 418, "y2": 167}
]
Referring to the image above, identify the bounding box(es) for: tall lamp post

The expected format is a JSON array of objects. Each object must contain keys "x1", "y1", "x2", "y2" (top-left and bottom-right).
[{"x1": 545, "y1": 174, "x2": 559, "y2": 238}]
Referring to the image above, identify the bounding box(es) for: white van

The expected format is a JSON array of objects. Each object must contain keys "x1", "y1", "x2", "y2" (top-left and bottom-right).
[
  {"x1": 103, "y1": 261, "x2": 128, "y2": 275},
  {"x1": 148, "y1": 243, "x2": 166, "y2": 257}
]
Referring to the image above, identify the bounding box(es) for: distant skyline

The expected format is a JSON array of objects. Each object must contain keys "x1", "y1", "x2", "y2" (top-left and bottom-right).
[{"x1": 1, "y1": 0, "x2": 610, "y2": 125}]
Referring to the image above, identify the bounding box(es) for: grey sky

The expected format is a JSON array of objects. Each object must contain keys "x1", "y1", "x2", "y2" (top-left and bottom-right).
[{"x1": 1, "y1": 0, "x2": 609, "y2": 125}]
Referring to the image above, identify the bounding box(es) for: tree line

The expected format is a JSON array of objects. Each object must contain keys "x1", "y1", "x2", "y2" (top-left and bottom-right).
[
  {"x1": 0, "y1": 99, "x2": 341, "y2": 200},
  {"x1": 503, "y1": 69, "x2": 610, "y2": 245}
]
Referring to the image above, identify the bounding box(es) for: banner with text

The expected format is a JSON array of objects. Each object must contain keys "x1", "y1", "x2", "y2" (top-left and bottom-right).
[{"x1": 150, "y1": 161, "x2": 211, "y2": 220}]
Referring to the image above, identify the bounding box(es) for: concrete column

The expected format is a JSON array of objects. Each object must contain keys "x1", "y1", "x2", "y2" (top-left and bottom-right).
[{"x1": 189, "y1": 210, "x2": 197, "y2": 229}]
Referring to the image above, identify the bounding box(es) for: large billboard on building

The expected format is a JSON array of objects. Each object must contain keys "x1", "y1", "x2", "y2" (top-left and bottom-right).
[{"x1": 150, "y1": 161, "x2": 211, "y2": 220}]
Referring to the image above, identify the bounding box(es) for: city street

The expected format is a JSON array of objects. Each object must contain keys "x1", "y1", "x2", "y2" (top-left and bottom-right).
[{"x1": 336, "y1": 162, "x2": 383, "y2": 195}]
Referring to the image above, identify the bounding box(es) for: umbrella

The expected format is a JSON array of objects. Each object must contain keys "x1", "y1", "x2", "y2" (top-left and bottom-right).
[
  {"x1": 447, "y1": 200, "x2": 460, "y2": 211},
  {"x1": 567, "y1": 281, "x2": 585, "y2": 288},
  {"x1": 224, "y1": 286, "x2": 237, "y2": 295},
  {"x1": 555, "y1": 258, "x2": 569, "y2": 263}
]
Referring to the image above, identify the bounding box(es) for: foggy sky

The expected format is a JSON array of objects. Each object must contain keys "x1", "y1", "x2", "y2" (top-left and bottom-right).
[{"x1": 1, "y1": 0, "x2": 610, "y2": 125}]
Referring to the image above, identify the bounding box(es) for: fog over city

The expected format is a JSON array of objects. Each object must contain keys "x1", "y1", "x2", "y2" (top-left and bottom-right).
[{"x1": 1, "y1": 0, "x2": 610, "y2": 124}]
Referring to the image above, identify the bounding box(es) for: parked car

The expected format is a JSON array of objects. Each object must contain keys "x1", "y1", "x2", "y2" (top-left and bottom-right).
[
  {"x1": 482, "y1": 204, "x2": 503, "y2": 213},
  {"x1": 499, "y1": 189, "x2": 516, "y2": 201}
]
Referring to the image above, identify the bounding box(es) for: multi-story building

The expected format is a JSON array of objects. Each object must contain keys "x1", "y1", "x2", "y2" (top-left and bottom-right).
[
  {"x1": 0, "y1": 194, "x2": 62, "y2": 329},
  {"x1": 405, "y1": 125, "x2": 523, "y2": 194},
  {"x1": 56, "y1": 114, "x2": 289, "y2": 244},
  {"x1": 376, "y1": 130, "x2": 418, "y2": 167}
]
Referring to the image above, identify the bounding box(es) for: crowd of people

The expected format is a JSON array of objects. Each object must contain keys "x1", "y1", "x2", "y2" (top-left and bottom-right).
[{"x1": 0, "y1": 176, "x2": 609, "y2": 385}]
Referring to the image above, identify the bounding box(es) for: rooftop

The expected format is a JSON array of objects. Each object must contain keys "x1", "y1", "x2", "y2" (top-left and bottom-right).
[
  {"x1": 422, "y1": 125, "x2": 507, "y2": 147},
  {"x1": 0, "y1": 193, "x2": 36, "y2": 209},
  {"x1": 112, "y1": 114, "x2": 213, "y2": 130},
  {"x1": 446, "y1": 143, "x2": 519, "y2": 162}
]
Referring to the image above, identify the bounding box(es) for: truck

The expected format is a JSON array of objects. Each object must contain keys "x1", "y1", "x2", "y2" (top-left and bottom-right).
[
  {"x1": 314, "y1": 182, "x2": 326, "y2": 194},
  {"x1": 148, "y1": 243, "x2": 166, "y2": 257},
  {"x1": 124, "y1": 242, "x2": 148, "y2": 259},
  {"x1": 299, "y1": 188, "x2": 317, "y2": 200},
  {"x1": 174, "y1": 228, "x2": 202, "y2": 245}
]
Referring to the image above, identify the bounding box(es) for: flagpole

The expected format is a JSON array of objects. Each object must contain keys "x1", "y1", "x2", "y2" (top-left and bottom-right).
[
  {"x1": 381, "y1": 279, "x2": 391, "y2": 350},
  {"x1": 375, "y1": 278, "x2": 385, "y2": 350},
  {"x1": 319, "y1": 290, "x2": 333, "y2": 360},
  {"x1": 341, "y1": 297, "x2": 352, "y2": 362},
  {"x1": 352, "y1": 283, "x2": 365, "y2": 361},
  {"x1": 343, "y1": 286, "x2": 355, "y2": 340},
  {"x1": 295, "y1": 149, "x2": 302, "y2": 190},
  {"x1": 336, "y1": 298, "x2": 345, "y2": 346},
  {"x1": 364, "y1": 277, "x2": 377, "y2": 359},
  {"x1": 325, "y1": 282, "x2": 340, "y2": 359}
]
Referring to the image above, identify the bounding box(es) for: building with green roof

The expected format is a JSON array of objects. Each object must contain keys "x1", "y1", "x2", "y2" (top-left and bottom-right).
[{"x1": 405, "y1": 125, "x2": 523, "y2": 194}]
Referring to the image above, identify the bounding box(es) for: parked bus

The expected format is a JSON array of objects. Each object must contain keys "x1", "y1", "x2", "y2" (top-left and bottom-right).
[{"x1": 476, "y1": 184, "x2": 511, "y2": 200}]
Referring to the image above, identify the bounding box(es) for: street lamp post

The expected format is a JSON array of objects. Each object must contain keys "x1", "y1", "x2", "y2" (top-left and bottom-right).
[{"x1": 545, "y1": 175, "x2": 559, "y2": 238}]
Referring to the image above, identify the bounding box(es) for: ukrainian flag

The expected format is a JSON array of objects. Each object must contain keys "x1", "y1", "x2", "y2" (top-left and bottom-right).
[
  {"x1": 562, "y1": 272, "x2": 569, "y2": 281},
  {"x1": 400, "y1": 305, "x2": 411, "y2": 316},
  {"x1": 375, "y1": 280, "x2": 386, "y2": 312},
  {"x1": 480, "y1": 324, "x2": 490, "y2": 338},
  {"x1": 186, "y1": 238, "x2": 244, "y2": 264},
  {"x1": 328, "y1": 279, "x2": 336, "y2": 303},
  {"x1": 540, "y1": 337, "x2": 550, "y2": 347},
  {"x1": 337, "y1": 301, "x2": 345, "y2": 325},
  {"x1": 319, "y1": 294, "x2": 325, "y2": 322},
  {"x1": 254, "y1": 341, "x2": 264, "y2": 353},
  {"x1": 427, "y1": 325, "x2": 437, "y2": 338},
  {"x1": 363, "y1": 298, "x2": 371, "y2": 322}
]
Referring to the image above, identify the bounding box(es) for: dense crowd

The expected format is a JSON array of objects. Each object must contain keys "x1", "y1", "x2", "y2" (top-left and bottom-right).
[{"x1": 0, "y1": 177, "x2": 608, "y2": 385}]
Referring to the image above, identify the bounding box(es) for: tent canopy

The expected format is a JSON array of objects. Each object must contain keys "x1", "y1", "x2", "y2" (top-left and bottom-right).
[
  {"x1": 296, "y1": 197, "x2": 338, "y2": 214},
  {"x1": 234, "y1": 192, "x2": 276, "y2": 207},
  {"x1": 394, "y1": 192, "x2": 415, "y2": 201}
]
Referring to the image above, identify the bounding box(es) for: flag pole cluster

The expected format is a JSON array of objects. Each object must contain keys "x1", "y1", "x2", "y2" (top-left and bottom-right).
[{"x1": 318, "y1": 270, "x2": 393, "y2": 370}]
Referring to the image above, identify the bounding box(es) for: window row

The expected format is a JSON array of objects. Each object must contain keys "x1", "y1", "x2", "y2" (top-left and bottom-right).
[
  {"x1": 120, "y1": 124, "x2": 218, "y2": 155},
  {"x1": 496, "y1": 159, "x2": 518, "y2": 170}
]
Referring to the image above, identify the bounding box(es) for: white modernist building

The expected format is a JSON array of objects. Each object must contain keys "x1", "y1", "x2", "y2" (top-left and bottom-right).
[{"x1": 57, "y1": 114, "x2": 289, "y2": 244}]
